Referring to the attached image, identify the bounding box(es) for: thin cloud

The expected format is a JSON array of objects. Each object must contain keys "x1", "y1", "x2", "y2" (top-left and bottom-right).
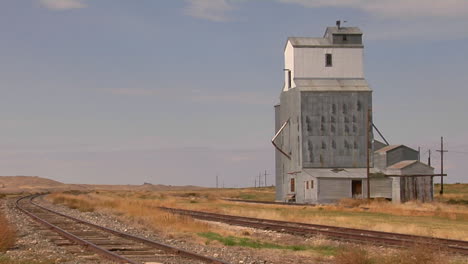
[
  {"x1": 184, "y1": 0, "x2": 234, "y2": 22},
  {"x1": 39, "y1": 0, "x2": 87, "y2": 10},
  {"x1": 278, "y1": 0, "x2": 468, "y2": 40},
  {"x1": 190, "y1": 91, "x2": 274, "y2": 105},
  {"x1": 277, "y1": 0, "x2": 468, "y2": 19},
  {"x1": 107, "y1": 88, "x2": 161, "y2": 96}
]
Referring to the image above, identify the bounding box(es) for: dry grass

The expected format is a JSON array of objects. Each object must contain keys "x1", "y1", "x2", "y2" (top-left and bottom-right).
[
  {"x1": 0, "y1": 212, "x2": 15, "y2": 252},
  {"x1": 334, "y1": 244, "x2": 453, "y2": 264},
  {"x1": 47, "y1": 187, "x2": 468, "y2": 241},
  {"x1": 46, "y1": 189, "x2": 468, "y2": 263},
  {"x1": 334, "y1": 246, "x2": 373, "y2": 264},
  {"x1": 47, "y1": 192, "x2": 221, "y2": 237}
]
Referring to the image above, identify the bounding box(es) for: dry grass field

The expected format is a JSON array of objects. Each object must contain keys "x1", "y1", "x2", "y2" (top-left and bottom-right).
[
  {"x1": 48, "y1": 185, "x2": 468, "y2": 240},
  {"x1": 435, "y1": 183, "x2": 468, "y2": 205},
  {"x1": 46, "y1": 185, "x2": 468, "y2": 264}
]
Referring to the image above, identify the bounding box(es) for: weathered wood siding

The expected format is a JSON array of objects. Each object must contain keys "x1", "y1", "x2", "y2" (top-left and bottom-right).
[{"x1": 399, "y1": 176, "x2": 433, "y2": 202}]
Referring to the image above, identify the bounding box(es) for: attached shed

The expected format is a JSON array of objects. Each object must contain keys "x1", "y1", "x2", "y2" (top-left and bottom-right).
[
  {"x1": 374, "y1": 145, "x2": 419, "y2": 170},
  {"x1": 386, "y1": 160, "x2": 434, "y2": 203}
]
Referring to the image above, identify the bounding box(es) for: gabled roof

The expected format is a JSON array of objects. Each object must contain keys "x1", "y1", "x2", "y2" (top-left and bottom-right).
[
  {"x1": 375, "y1": 145, "x2": 403, "y2": 154},
  {"x1": 386, "y1": 160, "x2": 434, "y2": 170},
  {"x1": 387, "y1": 160, "x2": 418, "y2": 169}
]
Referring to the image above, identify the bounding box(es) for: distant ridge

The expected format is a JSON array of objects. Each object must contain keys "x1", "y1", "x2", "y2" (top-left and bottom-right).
[{"x1": 0, "y1": 176, "x2": 205, "y2": 193}]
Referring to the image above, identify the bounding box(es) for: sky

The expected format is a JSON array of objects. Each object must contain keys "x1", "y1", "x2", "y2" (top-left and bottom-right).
[{"x1": 1, "y1": 0, "x2": 467, "y2": 186}]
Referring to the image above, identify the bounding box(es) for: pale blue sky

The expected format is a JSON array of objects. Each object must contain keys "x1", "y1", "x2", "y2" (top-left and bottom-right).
[{"x1": 1, "y1": 0, "x2": 467, "y2": 186}]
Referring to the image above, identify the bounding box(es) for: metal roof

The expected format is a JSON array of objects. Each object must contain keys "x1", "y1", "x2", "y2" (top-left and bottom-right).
[
  {"x1": 286, "y1": 27, "x2": 363, "y2": 49},
  {"x1": 288, "y1": 37, "x2": 331, "y2": 47},
  {"x1": 375, "y1": 145, "x2": 403, "y2": 153},
  {"x1": 387, "y1": 160, "x2": 418, "y2": 169},
  {"x1": 294, "y1": 78, "x2": 372, "y2": 92},
  {"x1": 303, "y1": 168, "x2": 369, "y2": 178},
  {"x1": 324, "y1": 27, "x2": 363, "y2": 36}
]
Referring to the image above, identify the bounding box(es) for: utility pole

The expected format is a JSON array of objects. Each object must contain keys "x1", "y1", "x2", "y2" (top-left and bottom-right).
[
  {"x1": 264, "y1": 170, "x2": 269, "y2": 187},
  {"x1": 436, "y1": 137, "x2": 448, "y2": 195},
  {"x1": 428, "y1": 149, "x2": 431, "y2": 166},
  {"x1": 254, "y1": 177, "x2": 257, "y2": 188},
  {"x1": 216, "y1": 174, "x2": 219, "y2": 188},
  {"x1": 418, "y1": 147, "x2": 421, "y2": 161},
  {"x1": 366, "y1": 108, "x2": 371, "y2": 199},
  {"x1": 258, "y1": 172, "x2": 262, "y2": 187}
]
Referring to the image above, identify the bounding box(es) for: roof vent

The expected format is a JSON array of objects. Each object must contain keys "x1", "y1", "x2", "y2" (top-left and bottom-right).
[{"x1": 336, "y1": 20, "x2": 341, "y2": 29}]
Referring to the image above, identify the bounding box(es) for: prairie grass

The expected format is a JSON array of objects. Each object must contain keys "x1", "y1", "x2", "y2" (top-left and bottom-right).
[
  {"x1": 435, "y1": 183, "x2": 468, "y2": 205},
  {"x1": 199, "y1": 231, "x2": 337, "y2": 255},
  {"x1": 48, "y1": 184, "x2": 468, "y2": 240},
  {"x1": 335, "y1": 244, "x2": 455, "y2": 264},
  {"x1": 0, "y1": 213, "x2": 15, "y2": 252},
  {"x1": 47, "y1": 192, "x2": 219, "y2": 236},
  {"x1": 334, "y1": 246, "x2": 374, "y2": 264}
]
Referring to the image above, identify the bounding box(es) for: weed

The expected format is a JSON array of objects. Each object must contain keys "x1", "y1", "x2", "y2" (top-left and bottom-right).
[
  {"x1": 381, "y1": 244, "x2": 448, "y2": 264},
  {"x1": 0, "y1": 214, "x2": 15, "y2": 252},
  {"x1": 334, "y1": 246, "x2": 374, "y2": 264},
  {"x1": 198, "y1": 232, "x2": 337, "y2": 255},
  {"x1": 339, "y1": 198, "x2": 369, "y2": 208}
]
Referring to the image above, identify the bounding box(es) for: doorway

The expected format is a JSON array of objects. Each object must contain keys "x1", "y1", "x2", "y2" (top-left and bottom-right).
[{"x1": 352, "y1": 180, "x2": 362, "y2": 198}]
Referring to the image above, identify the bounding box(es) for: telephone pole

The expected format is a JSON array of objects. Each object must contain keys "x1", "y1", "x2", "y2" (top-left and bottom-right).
[
  {"x1": 366, "y1": 108, "x2": 371, "y2": 199},
  {"x1": 264, "y1": 170, "x2": 269, "y2": 187},
  {"x1": 436, "y1": 137, "x2": 448, "y2": 195},
  {"x1": 428, "y1": 149, "x2": 431, "y2": 166},
  {"x1": 216, "y1": 174, "x2": 219, "y2": 188}
]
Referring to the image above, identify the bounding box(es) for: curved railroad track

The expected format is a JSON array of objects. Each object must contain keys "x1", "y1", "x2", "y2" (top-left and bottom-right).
[
  {"x1": 222, "y1": 198, "x2": 315, "y2": 206},
  {"x1": 16, "y1": 194, "x2": 229, "y2": 264},
  {"x1": 159, "y1": 207, "x2": 468, "y2": 256}
]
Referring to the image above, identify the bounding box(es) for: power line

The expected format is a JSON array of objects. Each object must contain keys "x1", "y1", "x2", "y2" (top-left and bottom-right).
[{"x1": 450, "y1": 150, "x2": 468, "y2": 154}]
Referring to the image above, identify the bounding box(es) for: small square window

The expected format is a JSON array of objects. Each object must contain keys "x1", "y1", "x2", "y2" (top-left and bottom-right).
[{"x1": 325, "y1": 53, "x2": 332, "y2": 67}]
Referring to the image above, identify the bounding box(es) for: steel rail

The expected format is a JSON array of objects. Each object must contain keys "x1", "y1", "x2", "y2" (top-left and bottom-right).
[
  {"x1": 17, "y1": 194, "x2": 229, "y2": 264},
  {"x1": 16, "y1": 195, "x2": 138, "y2": 264},
  {"x1": 159, "y1": 207, "x2": 468, "y2": 255},
  {"x1": 222, "y1": 199, "x2": 316, "y2": 207}
]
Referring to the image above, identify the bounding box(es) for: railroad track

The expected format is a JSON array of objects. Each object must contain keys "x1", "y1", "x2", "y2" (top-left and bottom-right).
[
  {"x1": 160, "y1": 207, "x2": 468, "y2": 256},
  {"x1": 222, "y1": 199, "x2": 315, "y2": 207},
  {"x1": 16, "y1": 195, "x2": 229, "y2": 264}
]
